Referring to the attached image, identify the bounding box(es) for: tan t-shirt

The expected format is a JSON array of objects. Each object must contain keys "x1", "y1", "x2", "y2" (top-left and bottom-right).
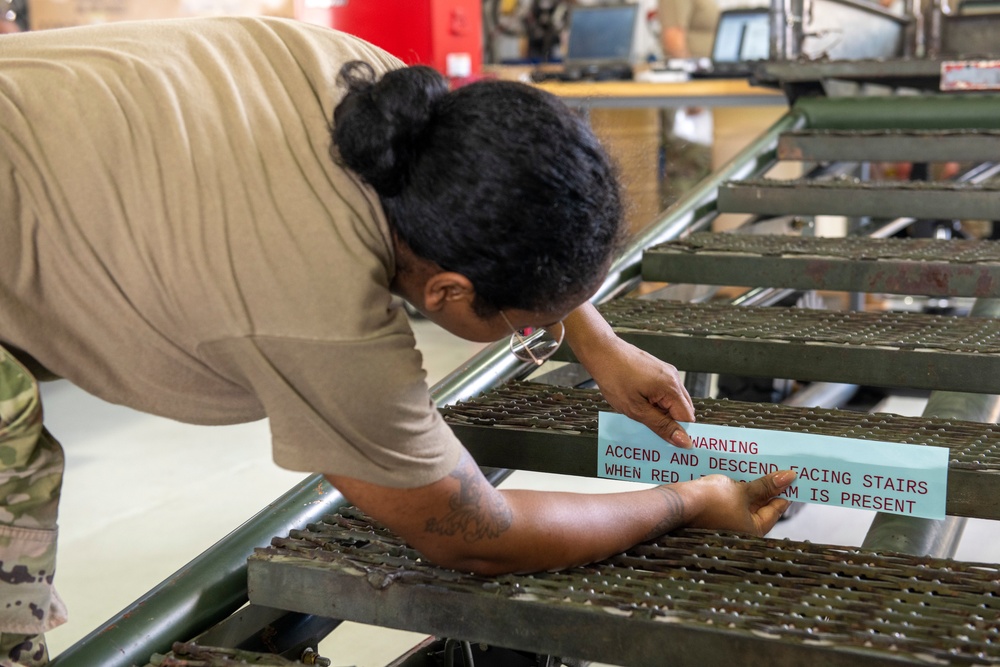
[{"x1": 0, "y1": 17, "x2": 463, "y2": 487}]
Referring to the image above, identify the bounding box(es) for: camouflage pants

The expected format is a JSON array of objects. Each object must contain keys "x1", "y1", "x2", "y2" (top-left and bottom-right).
[{"x1": 0, "y1": 346, "x2": 67, "y2": 666}]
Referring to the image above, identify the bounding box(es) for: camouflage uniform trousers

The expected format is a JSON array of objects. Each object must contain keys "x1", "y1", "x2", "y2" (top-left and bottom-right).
[{"x1": 0, "y1": 346, "x2": 67, "y2": 666}]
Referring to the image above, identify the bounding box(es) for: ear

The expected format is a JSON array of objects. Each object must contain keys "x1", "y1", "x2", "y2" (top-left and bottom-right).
[{"x1": 423, "y1": 272, "x2": 476, "y2": 313}]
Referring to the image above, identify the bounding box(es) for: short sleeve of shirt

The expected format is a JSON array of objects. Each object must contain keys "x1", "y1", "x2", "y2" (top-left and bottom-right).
[{"x1": 200, "y1": 332, "x2": 463, "y2": 488}]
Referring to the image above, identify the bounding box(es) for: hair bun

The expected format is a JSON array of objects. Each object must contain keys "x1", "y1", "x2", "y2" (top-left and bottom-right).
[{"x1": 333, "y1": 62, "x2": 449, "y2": 196}]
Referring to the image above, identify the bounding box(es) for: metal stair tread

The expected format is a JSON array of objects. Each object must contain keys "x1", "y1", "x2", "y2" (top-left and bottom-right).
[
  {"x1": 642, "y1": 232, "x2": 1000, "y2": 297},
  {"x1": 777, "y1": 128, "x2": 1000, "y2": 162},
  {"x1": 247, "y1": 506, "x2": 1000, "y2": 667},
  {"x1": 717, "y1": 178, "x2": 1000, "y2": 219},
  {"x1": 547, "y1": 299, "x2": 1000, "y2": 394}
]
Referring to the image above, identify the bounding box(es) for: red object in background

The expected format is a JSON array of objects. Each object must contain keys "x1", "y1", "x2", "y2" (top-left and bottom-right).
[{"x1": 296, "y1": 0, "x2": 482, "y2": 77}]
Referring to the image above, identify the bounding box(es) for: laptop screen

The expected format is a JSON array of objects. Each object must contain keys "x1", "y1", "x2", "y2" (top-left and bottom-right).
[
  {"x1": 565, "y1": 4, "x2": 639, "y2": 63},
  {"x1": 712, "y1": 9, "x2": 770, "y2": 63}
]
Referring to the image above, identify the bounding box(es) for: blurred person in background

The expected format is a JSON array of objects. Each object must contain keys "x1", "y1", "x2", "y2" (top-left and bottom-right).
[
  {"x1": 658, "y1": 0, "x2": 719, "y2": 59},
  {"x1": 656, "y1": 0, "x2": 720, "y2": 207}
]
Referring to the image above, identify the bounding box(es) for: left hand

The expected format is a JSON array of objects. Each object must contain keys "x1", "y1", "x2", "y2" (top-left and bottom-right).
[
  {"x1": 564, "y1": 303, "x2": 695, "y2": 448},
  {"x1": 588, "y1": 338, "x2": 695, "y2": 448}
]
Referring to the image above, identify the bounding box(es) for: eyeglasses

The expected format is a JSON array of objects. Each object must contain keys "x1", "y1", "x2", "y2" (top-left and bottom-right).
[{"x1": 500, "y1": 311, "x2": 565, "y2": 366}]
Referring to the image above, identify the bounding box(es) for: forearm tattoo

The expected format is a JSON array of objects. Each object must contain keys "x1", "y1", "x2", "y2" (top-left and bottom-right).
[
  {"x1": 425, "y1": 453, "x2": 513, "y2": 542},
  {"x1": 643, "y1": 486, "x2": 685, "y2": 541}
]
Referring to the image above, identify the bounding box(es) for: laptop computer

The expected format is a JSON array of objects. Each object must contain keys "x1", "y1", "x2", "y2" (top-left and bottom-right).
[
  {"x1": 531, "y1": 3, "x2": 639, "y2": 82},
  {"x1": 695, "y1": 8, "x2": 771, "y2": 78}
]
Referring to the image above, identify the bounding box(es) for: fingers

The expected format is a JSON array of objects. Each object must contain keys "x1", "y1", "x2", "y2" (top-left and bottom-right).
[
  {"x1": 744, "y1": 470, "x2": 797, "y2": 534},
  {"x1": 670, "y1": 423, "x2": 692, "y2": 449},
  {"x1": 661, "y1": 385, "x2": 696, "y2": 424},
  {"x1": 650, "y1": 366, "x2": 695, "y2": 424},
  {"x1": 640, "y1": 367, "x2": 695, "y2": 447},
  {"x1": 631, "y1": 402, "x2": 692, "y2": 448},
  {"x1": 754, "y1": 497, "x2": 792, "y2": 533}
]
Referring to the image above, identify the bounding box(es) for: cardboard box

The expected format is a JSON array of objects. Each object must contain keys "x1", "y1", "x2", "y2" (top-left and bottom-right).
[{"x1": 30, "y1": 0, "x2": 295, "y2": 31}]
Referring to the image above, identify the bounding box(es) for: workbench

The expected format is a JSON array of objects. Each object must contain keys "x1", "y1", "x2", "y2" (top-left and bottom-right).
[{"x1": 532, "y1": 77, "x2": 786, "y2": 109}]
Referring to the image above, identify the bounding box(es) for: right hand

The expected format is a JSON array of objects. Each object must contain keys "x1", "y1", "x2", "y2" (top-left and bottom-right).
[{"x1": 685, "y1": 470, "x2": 797, "y2": 536}]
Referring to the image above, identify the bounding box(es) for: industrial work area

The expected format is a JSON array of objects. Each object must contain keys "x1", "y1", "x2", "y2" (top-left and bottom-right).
[{"x1": 2, "y1": 0, "x2": 1000, "y2": 666}]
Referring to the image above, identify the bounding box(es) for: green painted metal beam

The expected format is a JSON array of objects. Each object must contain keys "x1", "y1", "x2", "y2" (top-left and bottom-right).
[
  {"x1": 718, "y1": 178, "x2": 1000, "y2": 220},
  {"x1": 793, "y1": 93, "x2": 1000, "y2": 130},
  {"x1": 777, "y1": 129, "x2": 1000, "y2": 163}
]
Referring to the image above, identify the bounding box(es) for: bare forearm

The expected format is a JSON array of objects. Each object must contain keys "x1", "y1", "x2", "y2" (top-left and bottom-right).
[
  {"x1": 563, "y1": 302, "x2": 619, "y2": 371},
  {"x1": 329, "y1": 453, "x2": 793, "y2": 577},
  {"x1": 473, "y1": 484, "x2": 695, "y2": 574},
  {"x1": 330, "y1": 454, "x2": 703, "y2": 576}
]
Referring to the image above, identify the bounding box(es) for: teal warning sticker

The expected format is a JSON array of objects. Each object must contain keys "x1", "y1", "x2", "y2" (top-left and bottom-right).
[{"x1": 598, "y1": 412, "x2": 949, "y2": 519}]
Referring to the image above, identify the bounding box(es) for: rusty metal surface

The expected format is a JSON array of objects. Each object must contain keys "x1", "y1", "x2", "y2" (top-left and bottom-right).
[
  {"x1": 548, "y1": 299, "x2": 1000, "y2": 394},
  {"x1": 718, "y1": 178, "x2": 1000, "y2": 219},
  {"x1": 439, "y1": 381, "x2": 1000, "y2": 519},
  {"x1": 642, "y1": 232, "x2": 1000, "y2": 297},
  {"x1": 248, "y1": 507, "x2": 1000, "y2": 667},
  {"x1": 147, "y1": 642, "x2": 304, "y2": 666},
  {"x1": 777, "y1": 128, "x2": 1000, "y2": 162}
]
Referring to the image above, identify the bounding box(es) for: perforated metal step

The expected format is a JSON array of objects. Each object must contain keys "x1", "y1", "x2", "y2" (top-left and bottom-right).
[
  {"x1": 642, "y1": 232, "x2": 1000, "y2": 297},
  {"x1": 777, "y1": 128, "x2": 1000, "y2": 163},
  {"x1": 248, "y1": 506, "x2": 1000, "y2": 667},
  {"x1": 440, "y1": 381, "x2": 1000, "y2": 520},
  {"x1": 718, "y1": 178, "x2": 1000, "y2": 219},
  {"x1": 550, "y1": 299, "x2": 1000, "y2": 394}
]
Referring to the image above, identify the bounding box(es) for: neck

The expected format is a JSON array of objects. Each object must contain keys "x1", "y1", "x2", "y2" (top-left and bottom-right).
[{"x1": 389, "y1": 234, "x2": 436, "y2": 310}]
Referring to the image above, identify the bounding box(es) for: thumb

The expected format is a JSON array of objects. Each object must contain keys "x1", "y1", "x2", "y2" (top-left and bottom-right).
[{"x1": 748, "y1": 470, "x2": 797, "y2": 502}]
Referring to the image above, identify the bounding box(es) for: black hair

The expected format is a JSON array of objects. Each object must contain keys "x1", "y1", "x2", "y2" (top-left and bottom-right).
[{"x1": 332, "y1": 61, "x2": 625, "y2": 316}]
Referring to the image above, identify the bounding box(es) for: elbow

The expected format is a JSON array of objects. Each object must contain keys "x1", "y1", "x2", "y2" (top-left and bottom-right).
[{"x1": 413, "y1": 541, "x2": 524, "y2": 576}]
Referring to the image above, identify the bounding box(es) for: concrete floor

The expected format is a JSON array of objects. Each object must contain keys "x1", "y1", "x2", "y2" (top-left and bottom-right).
[{"x1": 39, "y1": 318, "x2": 1000, "y2": 665}]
